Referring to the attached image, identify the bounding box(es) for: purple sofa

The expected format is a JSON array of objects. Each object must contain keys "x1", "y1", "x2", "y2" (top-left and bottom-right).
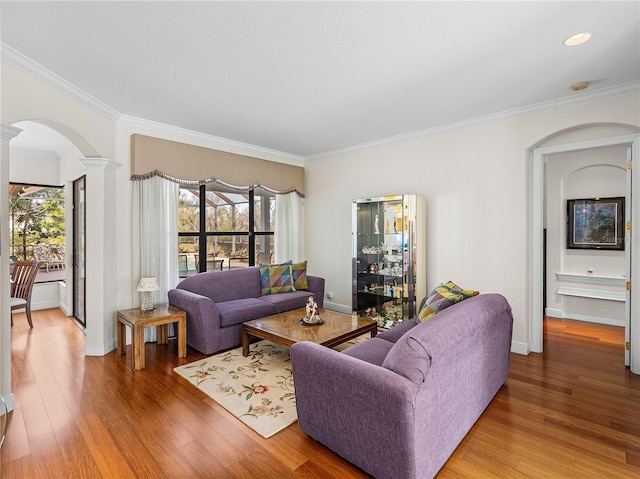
[
  {"x1": 168, "y1": 267, "x2": 325, "y2": 354},
  {"x1": 290, "y1": 293, "x2": 513, "y2": 479}
]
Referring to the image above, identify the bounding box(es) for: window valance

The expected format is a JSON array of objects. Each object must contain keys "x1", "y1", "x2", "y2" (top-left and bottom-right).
[
  {"x1": 130, "y1": 169, "x2": 304, "y2": 198},
  {"x1": 130, "y1": 134, "x2": 305, "y2": 195}
]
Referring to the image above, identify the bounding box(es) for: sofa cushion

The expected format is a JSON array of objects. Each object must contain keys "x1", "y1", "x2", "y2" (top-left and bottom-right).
[
  {"x1": 382, "y1": 322, "x2": 433, "y2": 385},
  {"x1": 260, "y1": 264, "x2": 296, "y2": 295},
  {"x1": 258, "y1": 290, "x2": 315, "y2": 313},
  {"x1": 376, "y1": 317, "x2": 419, "y2": 343},
  {"x1": 341, "y1": 337, "x2": 396, "y2": 367},
  {"x1": 177, "y1": 267, "x2": 262, "y2": 302},
  {"x1": 216, "y1": 298, "x2": 276, "y2": 327},
  {"x1": 291, "y1": 260, "x2": 310, "y2": 290},
  {"x1": 418, "y1": 280, "x2": 479, "y2": 322}
]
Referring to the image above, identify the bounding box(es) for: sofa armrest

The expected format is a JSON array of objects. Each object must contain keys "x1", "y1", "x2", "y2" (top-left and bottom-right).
[
  {"x1": 306, "y1": 275, "x2": 325, "y2": 308},
  {"x1": 290, "y1": 341, "x2": 418, "y2": 479},
  {"x1": 168, "y1": 288, "x2": 221, "y2": 354}
]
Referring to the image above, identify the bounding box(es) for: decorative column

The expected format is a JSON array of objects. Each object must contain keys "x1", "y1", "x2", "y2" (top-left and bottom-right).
[
  {"x1": 78, "y1": 157, "x2": 122, "y2": 356},
  {"x1": 1, "y1": 124, "x2": 22, "y2": 411}
]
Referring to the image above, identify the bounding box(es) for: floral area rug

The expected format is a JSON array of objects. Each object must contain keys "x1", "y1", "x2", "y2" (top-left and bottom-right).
[{"x1": 173, "y1": 337, "x2": 365, "y2": 438}]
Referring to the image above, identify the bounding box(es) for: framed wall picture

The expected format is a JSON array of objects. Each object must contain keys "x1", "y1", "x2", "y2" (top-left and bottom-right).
[{"x1": 567, "y1": 197, "x2": 625, "y2": 250}]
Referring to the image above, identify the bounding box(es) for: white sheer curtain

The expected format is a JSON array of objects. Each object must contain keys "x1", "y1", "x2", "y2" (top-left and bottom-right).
[
  {"x1": 274, "y1": 191, "x2": 304, "y2": 263},
  {"x1": 133, "y1": 176, "x2": 179, "y2": 342}
]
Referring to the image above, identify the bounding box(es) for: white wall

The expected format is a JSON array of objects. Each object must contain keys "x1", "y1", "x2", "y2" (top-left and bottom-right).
[
  {"x1": 2, "y1": 55, "x2": 640, "y2": 363},
  {"x1": 545, "y1": 146, "x2": 627, "y2": 325},
  {"x1": 304, "y1": 93, "x2": 640, "y2": 352},
  {"x1": 8, "y1": 148, "x2": 59, "y2": 184}
]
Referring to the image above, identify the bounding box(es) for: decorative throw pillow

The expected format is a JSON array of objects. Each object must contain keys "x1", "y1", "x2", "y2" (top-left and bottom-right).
[
  {"x1": 258, "y1": 260, "x2": 292, "y2": 268},
  {"x1": 417, "y1": 281, "x2": 479, "y2": 322},
  {"x1": 291, "y1": 260, "x2": 309, "y2": 290},
  {"x1": 260, "y1": 264, "x2": 296, "y2": 295}
]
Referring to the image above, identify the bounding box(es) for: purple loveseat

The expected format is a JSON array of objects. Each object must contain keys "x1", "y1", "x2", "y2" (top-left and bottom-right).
[
  {"x1": 168, "y1": 267, "x2": 324, "y2": 354},
  {"x1": 290, "y1": 293, "x2": 512, "y2": 479}
]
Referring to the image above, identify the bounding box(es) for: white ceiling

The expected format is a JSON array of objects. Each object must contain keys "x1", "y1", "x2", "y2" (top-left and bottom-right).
[{"x1": 1, "y1": 1, "x2": 639, "y2": 159}]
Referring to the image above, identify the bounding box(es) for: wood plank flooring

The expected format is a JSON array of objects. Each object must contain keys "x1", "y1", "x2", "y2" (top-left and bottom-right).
[{"x1": 2, "y1": 309, "x2": 639, "y2": 478}]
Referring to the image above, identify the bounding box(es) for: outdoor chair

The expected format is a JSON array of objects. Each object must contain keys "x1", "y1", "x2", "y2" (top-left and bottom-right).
[
  {"x1": 33, "y1": 244, "x2": 65, "y2": 272},
  {"x1": 10, "y1": 260, "x2": 41, "y2": 328}
]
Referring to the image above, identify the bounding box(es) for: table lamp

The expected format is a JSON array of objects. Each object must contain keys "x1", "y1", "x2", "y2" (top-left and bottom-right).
[{"x1": 137, "y1": 276, "x2": 160, "y2": 311}]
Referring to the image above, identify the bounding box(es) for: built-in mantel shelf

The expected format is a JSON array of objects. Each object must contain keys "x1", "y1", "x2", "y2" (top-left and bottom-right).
[
  {"x1": 555, "y1": 272, "x2": 626, "y2": 302},
  {"x1": 555, "y1": 272, "x2": 626, "y2": 286}
]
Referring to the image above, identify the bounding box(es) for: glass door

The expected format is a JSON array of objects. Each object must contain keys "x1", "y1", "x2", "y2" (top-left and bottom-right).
[{"x1": 73, "y1": 176, "x2": 86, "y2": 327}]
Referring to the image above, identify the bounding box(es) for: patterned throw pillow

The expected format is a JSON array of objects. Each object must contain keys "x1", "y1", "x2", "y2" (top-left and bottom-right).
[
  {"x1": 259, "y1": 260, "x2": 292, "y2": 268},
  {"x1": 291, "y1": 260, "x2": 309, "y2": 290},
  {"x1": 417, "y1": 281, "x2": 479, "y2": 322},
  {"x1": 260, "y1": 264, "x2": 296, "y2": 295}
]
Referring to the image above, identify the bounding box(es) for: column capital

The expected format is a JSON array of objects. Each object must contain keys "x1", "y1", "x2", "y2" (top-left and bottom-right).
[{"x1": 79, "y1": 157, "x2": 122, "y2": 171}]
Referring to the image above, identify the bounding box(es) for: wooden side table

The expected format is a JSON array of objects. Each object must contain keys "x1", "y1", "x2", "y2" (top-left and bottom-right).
[{"x1": 117, "y1": 304, "x2": 187, "y2": 370}]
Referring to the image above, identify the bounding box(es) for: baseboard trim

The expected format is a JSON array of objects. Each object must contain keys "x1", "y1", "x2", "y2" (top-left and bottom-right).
[
  {"x1": 511, "y1": 341, "x2": 530, "y2": 355},
  {"x1": 85, "y1": 338, "x2": 117, "y2": 357},
  {"x1": 323, "y1": 302, "x2": 352, "y2": 315},
  {"x1": 1, "y1": 393, "x2": 15, "y2": 413}
]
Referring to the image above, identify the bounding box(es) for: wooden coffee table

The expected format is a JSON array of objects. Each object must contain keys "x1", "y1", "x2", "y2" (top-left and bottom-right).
[{"x1": 242, "y1": 308, "x2": 377, "y2": 356}]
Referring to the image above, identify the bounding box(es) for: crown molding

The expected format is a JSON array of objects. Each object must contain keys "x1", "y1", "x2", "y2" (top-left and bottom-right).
[
  {"x1": 1, "y1": 42, "x2": 121, "y2": 122},
  {"x1": 118, "y1": 115, "x2": 306, "y2": 166},
  {"x1": 3, "y1": 41, "x2": 638, "y2": 163},
  {"x1": 1, "y1": 42, "x2": 304, "y2": 165},
  {"x1": 306, "y1": 81, "x2": 640, "y2": 161}
]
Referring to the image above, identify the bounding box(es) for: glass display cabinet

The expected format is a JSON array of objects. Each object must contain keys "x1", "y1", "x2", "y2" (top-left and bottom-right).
[{"x1": 352, "y1": 195, "x2": 426, "y2": 327}]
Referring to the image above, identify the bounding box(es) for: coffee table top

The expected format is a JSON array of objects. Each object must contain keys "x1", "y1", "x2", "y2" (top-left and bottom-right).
[{"x1": 243, "y1": 307, "x2": 377, "y2": 349}]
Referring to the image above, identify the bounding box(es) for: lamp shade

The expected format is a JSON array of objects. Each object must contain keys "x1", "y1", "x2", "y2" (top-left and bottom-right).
[{"x1": 137, "y1": 277, "x2": 160, "y2": 292}]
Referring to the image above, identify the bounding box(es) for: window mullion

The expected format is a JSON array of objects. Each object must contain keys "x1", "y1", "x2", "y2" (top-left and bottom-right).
[
  {"x1": 249, "y1": 189, "x2": 255, "y2": 266},
  {"x1": 199, "y1": 184, "x2": 207, "y2": 273}
]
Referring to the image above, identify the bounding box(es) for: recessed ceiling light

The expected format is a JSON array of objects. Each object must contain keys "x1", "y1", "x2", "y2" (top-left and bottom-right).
[{"x1": 563, "y1": 32, "x2": 592, "y2": 47}]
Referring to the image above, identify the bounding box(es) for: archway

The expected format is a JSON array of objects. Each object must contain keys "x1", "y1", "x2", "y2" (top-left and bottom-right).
[
  {"x1": 528, "y1": 123, "x2": 640, "y2": 374},
  {"x1": 9, "y1": 120, "x2": 86, "y2": 317},
  {"x1": 2, "y1": 119, "x2": 118, "y2": 413}
]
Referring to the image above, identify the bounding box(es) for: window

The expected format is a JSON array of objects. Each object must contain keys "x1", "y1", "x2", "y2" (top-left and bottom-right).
[
  {"x1": 178, "y1": 184, "x2": 275, "y2": 276},
  {"x1": 254, "y1": 189, "x2": 276, "y2": 264},
  {"x1": 9, "y1": 183, "x2": 65, "y2": 283}
]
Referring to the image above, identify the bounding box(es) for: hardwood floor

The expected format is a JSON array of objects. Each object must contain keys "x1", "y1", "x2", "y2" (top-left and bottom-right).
[{"x1": 2, "y1": 309, "x2": 639, "y2": 478}]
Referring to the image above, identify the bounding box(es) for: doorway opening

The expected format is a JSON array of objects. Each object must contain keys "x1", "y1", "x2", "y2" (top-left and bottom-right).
[
  {"x1": 529, "y1": 128, "x2": 640, "y2": 374},
  {"x1": 8, "y1": 120, "x2": 87, "y2": 323}
]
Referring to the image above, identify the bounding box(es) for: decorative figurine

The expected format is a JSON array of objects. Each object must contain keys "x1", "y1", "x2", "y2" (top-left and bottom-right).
[
  {"x1": 304, "y1": 296, "x2": 319, "y2": 323},
  {"x1": 374, "y1": 214, "x2": 380, "y2": 234}
]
